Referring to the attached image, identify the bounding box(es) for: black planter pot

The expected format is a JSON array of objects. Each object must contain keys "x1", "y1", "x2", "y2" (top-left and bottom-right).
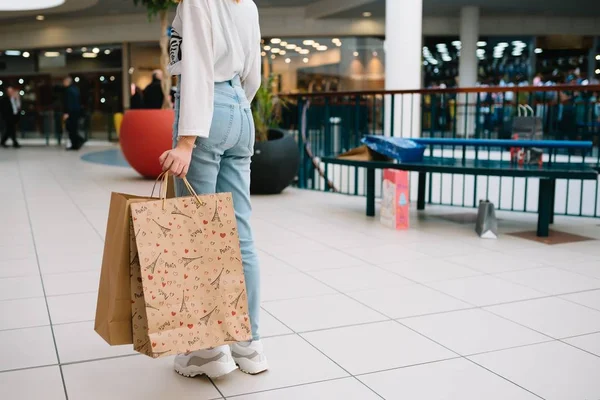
[{"x1": 250, "y1": 129, "x2": 300, "y2": 195}]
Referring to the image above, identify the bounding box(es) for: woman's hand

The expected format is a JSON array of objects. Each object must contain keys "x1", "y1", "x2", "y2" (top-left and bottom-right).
[{"x1": 159, "y1": 136, "x2": 196, "y2": 178}]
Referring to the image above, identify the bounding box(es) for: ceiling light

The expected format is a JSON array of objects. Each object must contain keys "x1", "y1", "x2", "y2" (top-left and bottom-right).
[
  {"x1": 271, "y1": 48, "x2": 280, "y2": 53},
  {"x1": 83, "y1": 52, "x2": 97, "y2": 58},
  {"x1": 300, "y1": 49, "x2": 310, "y2": 55},
  {"x1": 44, "y1": 51, "x2": 60, "y2": 57},
  {"x1": 0, "y1": 0, "x2": 65, "y2": 11},
  {"x1": 534, "y1": 48, "x2": 543, "y2": 54},
  {"x1": 100, "y1": 76, "x2": 105, "y2": 82},
  {"x1": 303, "y1": 40, "x2": 314, "y2": 46},
  {"x1": 332, "y1": 38, "x2": 340, "y2": 43},
  {"x1": 92, "y1": 47, "x2": 100, "y2": 54},
  {"x1": 104, "y1": 49, "x2": 111, "y2": 55},
  {"x1": 264, "y1": 45, "x2": 271, "y2": 51},
  {"x1": 74, "y1": 77, "x2": 80, "y2": 82},
  {"x1": 286, "y1": 44, "x2": 296, "y2": 50},
  {"x1": 110, "y1": 76, "x2": 115, "y2": 81},
  {"x1": 66, "y1": 48, "x2": 72, "y2": 53},
  {"x1": 270, "y1": 38, "x2": 281, "y2": 44},
  {"x1": 261, "y1": 51, "x2": 266, "y2": 57},
  {"x1": 596, "y1": 69, "x2": 600, "y2": 75},
  {"x1": 335, "y1": 42, "x2": 342, "y2": 47},
  {"x1": 36, "y1": 15, "x2": 45, "y2": 21},
  {"x1": 595, "y1": 55, "x2": 600, "y2": 61},
  {"x1": 100, "y1": 98, "x2": 106, "y2": 104},
  {"x1": 280, "y1": 41, "x2": 288, "y2": 47},
  {"x1": 285, "y1": 58, "x2": 291, "y2": 64},
  {"x1": 18, "y1": 79, "x2": 24, "y2": 84},
  {"x1": 477, "y1": 41, "x2": 487, "y2": 47},
  {"x1": 317, "y1": 46, "x2": 328, "y2": 51},
  {"x1": 81, "y1": 47, "x2": 87, "y2": 52},
  {"x1": 280, "y1": 50, "x2": 286, "y2": 55},
  {"x1": 372, "y1": 51, "x2": 378, "y2": 57},
  {"x1": 19, "y1": 90, "x2": 25, "y2": 96},
  {"x1": 5, "y1": 50, "x2": 21, "y2": 56},
  {"x1": 312, "y1": 43, "x2": 320, "y2": 48},
  {"x1": 362, "y1": 11, "x2": 372, "y2": 17},
  {"x1": 22, "y1": 52, "x2": 30, "y2": 58},
  {"x1": 128, "y1": 68, "x2": 134, "y2": 74},
  {"x1": 0, "y1": 92, "x2": 3, "y2": 97},
  {"x1": 451, "y1": 41, "x2": 461, "y2": 46},
  {"x1": 496, "y1": 42, "x2": 509, "y2": 48},
  {"x1": 270, "y1": 55, "x2": 276, "y2": 59},
  {"x1": 303, "y1": 57, "x2": 309, "y2": 63},
  {"x1": 353, "y1": 51, "x2": 359, "y2": 57}
]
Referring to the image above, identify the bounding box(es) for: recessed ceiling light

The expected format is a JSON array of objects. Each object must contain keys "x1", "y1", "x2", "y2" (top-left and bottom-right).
[
  {"x1": 595, "y1": 69, "x2": 600, "y2": 75},
  {"x1": 280, "y1": 41, "x2": 288, "y2": 47},
  {"x1": 104, "y1": 49, "x2": 111, "y2": 55},
  {"x1": 5, "y1": 50, "x2": 21, "y2": 56},
  {"x1": 372, "y1": 51, "x2": 378, "y2": 57},
  {"x1": 44, "y1": 51, "x2": 60, "y2": 57},
  {"x1": 66, "y1": 48, "x2": 73, "y2": 53},
  {"x1": 362, "y1": 11, "x2": 372, "y2": 17},
  {"x1": 353, "y1": 51, "x2": 359, "y2": 57},
  {"x1": 81, "y1": 47, "x2": 87, "y2": 52},
  {"x1": 286, "y1": 44, "x2": 296, "y2": 50},
  {"x1": 595, "y1": 55, "x2": 600, "y2": 61},
  {"x1": 303, "y1": 57, "x2": 309, "y2": 63},
  {"x1": 332, "y1": 38, "x2": 340, "y2": 43},
  {"x1": 22, "y1": 52, "x2": 30, "y2": 58},
  {"x1": 110, "y1": 76, "x2": 116, "y2": 81},
  {"x1": 261, "y1": 51, "x2": 266, "y2": 57},
  {"x1": 74, "y1": 77, "x2": 80, "y2": 82},
  {"x1": 285, "y1": 58, "x2": 291, "y2": 64},
  {"x1": 92, "y1": 47, "x2": 100, "y2": 54},
  {"x1": 534, "y1": 48, "x2": 543, "y2": 54},
  {"x1": 318, "y1": 46, "x2": 328, "y2": 51},
  {"x1": 100, "y1": 76, "x2": 105, "y2": 82},
  {"x1": 83, "y1": 52, "x2": 97, "y2": 59},
  {"x1": 128, "y1": 68, "x2": 134, "y2": 74},
  {"x1": 303, "y1": 40, "x2": 314, "y2": 46},
  {"x1": 299, "y1": 49, "x2": 310, "y2": 55},
  {"x1": 271, "y1": 48, "x2": 280, "y2": 53},
  {"x1": 36, "y1": 15, "x2": 45, "y2": 21},
  {"x1": 18, "y1": 78, "x2": 24, "y2": 84},
  {"x1": 264, "y1": 45, "x2": 271, "y2": 51},
  {"x1": 270, "y1": 38, "x2": 281, "y2": 44},
  {"x1": 270, "y1": 55, "x2": 276, "y2": 59},
  {"x1": 100, "y1": 98, "x2": 106, "y2": 104},
  {"x1": 477, "y1": 41, "x2": 487, "y2": 47},
  {"x1": 280, "y1": 50, "x2": 286, "y2": 55}
]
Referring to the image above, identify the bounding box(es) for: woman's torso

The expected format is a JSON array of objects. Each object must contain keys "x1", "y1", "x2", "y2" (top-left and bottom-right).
[{"x1": 169, "y1": 0, "x2": 260, "y2": 82}]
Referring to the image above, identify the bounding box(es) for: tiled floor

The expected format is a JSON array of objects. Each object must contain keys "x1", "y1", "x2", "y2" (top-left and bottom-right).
[{"x1": 2, "y1": 145, "x2": 600, "y2": 400}]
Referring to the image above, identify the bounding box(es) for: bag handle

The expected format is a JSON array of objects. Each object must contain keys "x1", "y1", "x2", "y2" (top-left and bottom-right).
[{"x1": 151, "y1": 172, "x2": 204, "y2": 209}]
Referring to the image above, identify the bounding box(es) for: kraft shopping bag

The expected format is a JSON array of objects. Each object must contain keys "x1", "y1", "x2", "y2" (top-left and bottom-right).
[
  {"x1": 95, "y1": 192, "x2": 151, "y2": 345},
  {"x1": 130, "y1": 174, "x2": 252, "y2": 358}
]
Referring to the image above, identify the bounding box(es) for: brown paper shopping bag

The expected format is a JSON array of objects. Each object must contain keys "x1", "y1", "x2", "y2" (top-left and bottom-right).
[
  {"x1": 94, "y1": 192, "x2": 151, "y2": 345},
  {"x1": 129, "y1": 176, "x2": 252, "y2": 358}
]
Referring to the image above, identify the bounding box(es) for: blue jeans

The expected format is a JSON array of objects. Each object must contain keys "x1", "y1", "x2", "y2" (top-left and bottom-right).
[{"x1": 173, "y1": 76, "x2": 260, "y2": 340}]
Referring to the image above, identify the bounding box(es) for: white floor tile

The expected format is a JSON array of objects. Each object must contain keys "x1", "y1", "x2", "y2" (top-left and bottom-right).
[
  {"x1": 403, "y1": 308, "x2": 550, "y2": 356},
  {"x1": 470, "y1": 341, "x2": 600, "y2": 400},
  {"x1": 54, "y1": 321, "x2": 136, "y2": 364},
  {"x1": 360, "y1": 358, "x2": 540, "y2": 400},
  {"x1": 214, "y1": 335, "x2": 348, "y2": 397},
  {"x1": 303, "y1": 321, "x2": 455, "y2": 375},
  {"x1": 0, "y1": 258, "x2": 40, "y2": 278},
  {"x1": 558, "y1": 260, "x2": 600, "y2": 280},
  {"x1": 308, "y1": 265, "x2": 412, "y2": 292},
  {"x1": 560, "y1": 289, "x2": 600, "y2": 311},
  {"x1": 510, "y1": 247, "x2": 599, "y2": 267},
  {"x1": 47, "y1": 292, "x2": 98, "y2": 325},
  {"x1": 379, "y1": 258, "x2": 482, "y2": 283},
  {"x1": 496, "y1": 267, "x2": 600, "y2": 295},
  {"x1": 232, "y1": 378, "x2": 380, "y2": 400},
  {"x1": 260, "y1": 309, "x2": 294, "y2": 338},
  {"x1": 281, "y1": 249, "x2": 367, "y2": 272},
  {"x1": 261, "y1": 273, "x2": 336, "y2": 302},
  {"x1": 257, "y1": 251, "x2": 297, "y2": 276},
  {"x1": 0, "y1": 297, "x2": 50, "y2": 330},
  {"x1": 344, "y1": 244, "x2": 427, "y2": 265},
  {"x1": 349, "y1": 284, "x2": 472, "y2": 319},
  {"x1": 428, "y1": 275, "x2": 545, "y2": 307},
  {"x1": 62, "y1": 355, "x2": 222, "y2": 400},
  {"x1": 563, "y1": 332, "x2": 600, "y2": 357},
  {"x1": 263, "y1": 294, "x2": 387, "y2": 332},
  {"x1": 43, "y1": 271, "x2": 100, "y2": 296},
  {"x1": 486, "y1": 297, "x2": 600, "y2": 339},
  {"x1": 0, "y1": 366, "x2": 66, "y2": 400},
  {"x1": 446, "y1": 252, "x2": 545, "y2": 274},
  {"x1": 0, "y1": 243, "x2": 36, "y2": 262},
  {"x1": 38, "y1": 251, "x2": 103, "y2": 275},
  {"x1": 0, "y1": 326, "x2": 57, "y2": 372},
  {"x1": 0, "y1": 275, "x2": 44, "y2": 301}
]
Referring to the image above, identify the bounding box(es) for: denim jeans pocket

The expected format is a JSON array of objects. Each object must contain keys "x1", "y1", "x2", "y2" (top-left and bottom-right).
[
  {"x1": 244, "y1": 108, "x2": 255, "y2": 154},
  {"x1": 197, "y1": 104, "x2": 235, "y2": 151}
]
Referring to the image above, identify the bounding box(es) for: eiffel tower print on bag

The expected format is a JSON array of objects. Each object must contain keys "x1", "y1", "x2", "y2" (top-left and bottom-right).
[{"x1": 129, "y1": 173, "x2": 251, "y2": 358}]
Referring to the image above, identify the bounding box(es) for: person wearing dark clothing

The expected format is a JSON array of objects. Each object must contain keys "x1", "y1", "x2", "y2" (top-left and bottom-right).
[
  {"x1": 0, "y1": 86, "x2": 21, "y2": 148},
  {"x1": 130, "y1": 84, "x2": 144, "y2": 109},
  {"x1": 63, "y1": 77, "x2": 84, "y2": 150},
  {"x1": 142, "y1": 70, "x2": 165, "y2": 109}
]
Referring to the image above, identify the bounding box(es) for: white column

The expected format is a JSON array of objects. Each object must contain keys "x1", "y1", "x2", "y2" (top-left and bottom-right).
[
  {"x1": 385, "y1": 0, "x2": 422, "y2": 137},
  {"x1": 457, "y1": 6, "x2": 479, "y2": 136}
]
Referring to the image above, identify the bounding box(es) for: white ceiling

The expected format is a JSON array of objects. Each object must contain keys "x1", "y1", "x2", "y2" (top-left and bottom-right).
[{"x1": 1, "y1": 0, "x2": 600, "y2": 22}]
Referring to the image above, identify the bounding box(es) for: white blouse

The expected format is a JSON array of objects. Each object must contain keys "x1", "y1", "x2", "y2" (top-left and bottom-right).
[{"x1": 169, "y1": 0, "x2": 262, "y2": 138}]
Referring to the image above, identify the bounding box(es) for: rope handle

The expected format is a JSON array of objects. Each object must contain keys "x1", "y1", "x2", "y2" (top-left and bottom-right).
[{"x1": 151, "y1": 172, "x2": 204, "y2": 209}]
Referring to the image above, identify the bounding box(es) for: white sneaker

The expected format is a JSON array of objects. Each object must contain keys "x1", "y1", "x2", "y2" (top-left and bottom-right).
[
  {"x1": 230, "y1": 340, "x2": 269, "y2": 375},
  {"x1": 174, "y1": 345, "x2": 237, "y2": 379}
]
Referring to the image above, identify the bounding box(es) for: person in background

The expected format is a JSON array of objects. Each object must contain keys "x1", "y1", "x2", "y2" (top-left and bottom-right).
[
  {"x1": 143, "y1": 69, "x2": 165, "y2": 109},
  {"x1": 63, "y1": 76, "x2": 85, "y2": 151},
  {"x1": 130, "y1": 84, "x2": 144, "y2": 109},
  {"x1": 0, "y1": 85, "x2": 21, "y2": 148}
]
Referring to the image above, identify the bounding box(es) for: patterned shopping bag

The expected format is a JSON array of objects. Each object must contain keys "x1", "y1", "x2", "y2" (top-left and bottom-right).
[{"x1": 129, "y1": 177, "x2": 252, "y2": 358}]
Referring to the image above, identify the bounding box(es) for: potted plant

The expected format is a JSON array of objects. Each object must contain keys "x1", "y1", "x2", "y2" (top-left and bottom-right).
[
  {"x1": 251, "y1": 77, "x2": 300, "y2": 194},
  {"x1": 119, "y1": 0, "x2": 175, "y2": 178}
]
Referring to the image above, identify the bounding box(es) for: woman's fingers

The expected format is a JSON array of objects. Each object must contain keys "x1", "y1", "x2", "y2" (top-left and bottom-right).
[{"x1": 159, "y1": 150, "x2": 170, "y2": 167}]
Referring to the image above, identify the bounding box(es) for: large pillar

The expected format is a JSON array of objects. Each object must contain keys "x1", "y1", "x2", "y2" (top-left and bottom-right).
[
  {"x1": 457, "y1": 6, "x2": 479, "y2": 136},
  {"x1": 121, "y1": 42, "x2": 131, "y2": 111},
  {"x1": 385, "y1": 0, "x2": 422, "y2": 137}
]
